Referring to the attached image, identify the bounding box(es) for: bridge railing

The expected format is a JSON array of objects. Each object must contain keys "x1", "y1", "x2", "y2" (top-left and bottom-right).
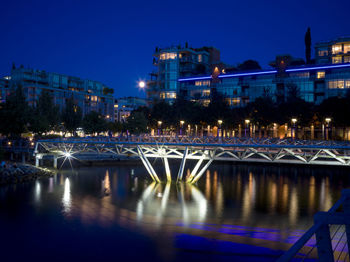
[
  {"x1": 37, "y1": 135, "x2": 350, "y2": 148},
  {"x1": 278, "y1": 189, "x2": 350, "y2": 262}
]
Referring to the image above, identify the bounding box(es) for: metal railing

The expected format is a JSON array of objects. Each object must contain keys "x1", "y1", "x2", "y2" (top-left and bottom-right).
[{"x1": 278, "y1": 189, "x2": 350, "y2": 261}]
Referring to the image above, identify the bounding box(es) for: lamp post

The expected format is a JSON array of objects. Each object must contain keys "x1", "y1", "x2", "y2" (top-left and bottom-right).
[
  {"x1": 291, "y1": 118, "x2": 297, "y2": 139},
  {"x1": 180, "y1": 120, "x2": 184, "y2": 136},
  {"x1": 217, "y1": 120, "x2": 223, "y2": 140},
  {"x1": 244, "y1": 119, "x2": 250, "y2": 137},
  {"x1": 157, "y1": 121, "x2": 162, "y2": 136},
  {"x1": 325, "y1": 118, "x2": 331, "y2": 140}
]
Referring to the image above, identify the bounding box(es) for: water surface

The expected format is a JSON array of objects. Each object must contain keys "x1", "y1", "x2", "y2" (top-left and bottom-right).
[{"x1": 0, "y1": 162, "x2": 349, "y2": 261}]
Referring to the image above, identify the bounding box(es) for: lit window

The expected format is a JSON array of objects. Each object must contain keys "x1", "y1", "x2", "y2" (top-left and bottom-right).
[
  {"x1": 328, "y1": 80, "x2": 344, "y2": 89},
  {"x1": 318, "y1": 49, "x2": 328, "y2": 56},
  {"x1": 332, "y1": 45, "x2": 342, "y2": 54},
  {"x1": 344, "y1": 56, "x2": 350, "y2": 63},
  {"x1": 159, "y1": 52, "x2": 177, "y2": 60},
  {"x1": 195, "y1": 80, "x2": 210, "y2": 86},
  {"x1": 232, "y1": 98, "x2": 240, "y2": 105},
  {"x1": 198, "y1": 54, "x2": 202, "y2": 63},
  {"x1": 317, "y1": 71, "x2": 325, "y2": 79},
  {"x1": 332, "y1": 56, "x2": 342, "y2": 64},
  {"x1": 344, "y1": 44, "x2": 350, "y2": 54},
  {"x1": 91, "y1": 96, "x2": 98, "y2": 102},
  {"x1": 202, "y1": 90, "x2": 210, "y2": 97},
  {"x1": 166, "y1": 92, "x2": 176, "y2": 99},
  {"x1": 346, "y1": 80, "x2": 350, "y2": 88}
]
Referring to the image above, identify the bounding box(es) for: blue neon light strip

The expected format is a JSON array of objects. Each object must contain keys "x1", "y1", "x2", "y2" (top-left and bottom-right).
[
  {"x1": 218, "y1": 70, "x2": 277, "y2": 78},
  {"x1": 286, "y1": 63, "x2": 350, "y2": 72},
  {"x1": 178, "y1": 76, "x2": 212, "y2": 82}
]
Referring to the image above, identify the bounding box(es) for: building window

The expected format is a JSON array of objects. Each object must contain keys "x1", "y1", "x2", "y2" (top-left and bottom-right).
[
  {"x1": 289, "y1": 72, "x2": 310, "y2": 78},
  {"x1": 328, "y1": 80, "x2": 345, "y2": 89},
  {"x1": 202, "y1": 90, "x2": 210, "y2": 97},
  {"x1": 332, "y1": 56, "x2": 342, "y2": 64},
  {"x1": 159, "y1": 52, "x2": 177, "y2": 60},
  {"x1": 317, "y1": 71, "x2": 325, "y2": 79},
  {"x1": 198, "y1": 54, "x2": 202, "y2": 63},
  {"x1": 318, "y1": 50, "x2": 328, "y2": 56},
  {"x1": 344, "y1": 44, "x2": 350, "y2": 54},
  {"x1": 346, "y1": 80, "x2": 350, "y2": 89},
  {"x1": 344, "y1": 56, "x2": 350, "y2": 63},
  {"x1": 332, "y1": 44, "x2": 342, "y2": 54},
  {"x1": 195, "y1": 80, "x2": 210, "y2": 86}
]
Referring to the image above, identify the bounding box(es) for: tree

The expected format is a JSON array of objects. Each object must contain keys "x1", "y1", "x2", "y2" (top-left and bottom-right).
[
  {"x1": 29, "y1": 89, "x2": 60, "y2": 135},
  {"x1": 103, "y1": 87, "x2": 114, "y2": 95},
  {"x1": 82, "y1": 111, "x2": 107, "y2": 135},
  {"x1": 61, "y1": 97, "x2": 82, "y2": 135},
  {"x1": 238, "y1": 60, "x2": 261, "y2": 71},
  {"x1": 305, "y1": 27, "x2": 311, "y2": 64},
  {"x1": 0, "y1": 84, "x2": 30, "y2": 137},
  {"x1": 126, "y1": 111, "x2": 148, "y2": 134}
]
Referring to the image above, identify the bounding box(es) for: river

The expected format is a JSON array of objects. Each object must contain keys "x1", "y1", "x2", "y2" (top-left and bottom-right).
[{"x1": 0, "y1": 161, "x2": 349, "y2": 261}]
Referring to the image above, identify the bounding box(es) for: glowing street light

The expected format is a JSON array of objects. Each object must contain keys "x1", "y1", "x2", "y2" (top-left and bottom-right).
[
  {"x1": 291, "y1": 118, "x2": 297, "y2": 139},
  {"x1": 244, "y1": 119, "x2": 250, "y2": 137},
  {"x1": 291, "y1": 118, "x2": 297, "y2": 125},
  {"x1": 179, "y1": 120, "x2": 185, "y2": 136},
  {"x1": 157, "y1": 121, "x2": 162, "y2": 136},
  {"x1": 217, "y1": 120, "x2": 223, "y2": 140},
  {"x1": 138, "y1": 81, "x2": 146, "y2": 89},
  {"x1": 325, "y1": 118, "x2": 331, "y2": 124}
]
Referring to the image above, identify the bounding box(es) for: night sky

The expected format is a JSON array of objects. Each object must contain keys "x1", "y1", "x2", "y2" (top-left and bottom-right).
[{"x1": 1, "y1": 0, "x2": 350, "y2": 98}]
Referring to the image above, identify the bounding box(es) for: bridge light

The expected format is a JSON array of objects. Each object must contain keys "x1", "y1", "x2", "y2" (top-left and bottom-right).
[{"x1": 63, "y1": 152, "x2": 71, "y2": 158}]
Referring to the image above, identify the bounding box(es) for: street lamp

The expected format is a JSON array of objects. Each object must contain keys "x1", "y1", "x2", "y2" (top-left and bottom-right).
[
  {"x1": 180, "y1": 120, "x2": 185, "y2": 136},
  {"x1": 217, "y1": 120, "x2": 223, "y2": 139},
  {"x1": 244, "y1": 119, "x2": 250, "y2": 137},
  {"x1": 291, "y1": 118, "x2": 297, "y2": 139},
  {"x1": 325, "y1": 118, "x2": 331, "y2": 140},
  {"x1": 138, "y1": 81, "x2": 146, "y2": 89},
  {"x1": 157, "y1": 121, "x2": 162, "y2": 136}
]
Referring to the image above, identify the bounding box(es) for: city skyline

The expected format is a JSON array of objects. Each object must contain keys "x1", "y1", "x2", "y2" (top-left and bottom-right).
[{"x1": 1, "y1": 0, "x2": 350, "y2": 98}]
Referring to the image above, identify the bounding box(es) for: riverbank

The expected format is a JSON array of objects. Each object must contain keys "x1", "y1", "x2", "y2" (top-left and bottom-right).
[{"x1": 0, "y1": 163, "x2": 54, "y2": 185}]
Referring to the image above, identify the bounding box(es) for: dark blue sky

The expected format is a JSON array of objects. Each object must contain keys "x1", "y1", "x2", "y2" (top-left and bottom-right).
[{"x1": 1, "y1": 0, "x2": 350, "y2": 98}]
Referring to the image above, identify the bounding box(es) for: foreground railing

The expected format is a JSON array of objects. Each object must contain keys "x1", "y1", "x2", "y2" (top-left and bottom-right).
[{"x1": 278, "y1": 189, "x2": 350, "y2": 261}]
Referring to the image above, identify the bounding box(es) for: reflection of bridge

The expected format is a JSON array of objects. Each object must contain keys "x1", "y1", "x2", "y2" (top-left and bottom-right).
[{"x1": 34, "y1": 136, "x2": 350, "y2": 183}]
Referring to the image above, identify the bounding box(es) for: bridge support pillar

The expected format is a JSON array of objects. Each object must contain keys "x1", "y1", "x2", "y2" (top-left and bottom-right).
[
  {"x1": 35, "y1": 156, "x2": 39, "y2": 167},
  {"x1": 186, "y1": 154, "x2": 205, "y2": 183},
  {"x1": 177, "y1": 147, "x2": 188, "y2": 182},
  {"x1": 163, "y1": 157, "x2": 171, "y2": 182},
  {"x1": 137, "y1": 146, "x2": 160, "y2": 183},
  {"x1": 191, "y1": 159, "x2": 214, "y2": 184},
  {"x1": 53, "y1": 156, "x2": 58, "y2": 169}
]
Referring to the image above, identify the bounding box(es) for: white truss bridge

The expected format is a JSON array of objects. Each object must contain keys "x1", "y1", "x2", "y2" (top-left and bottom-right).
[{"x1": 34, "y1": 136, "x2": 350, "y2": 183}]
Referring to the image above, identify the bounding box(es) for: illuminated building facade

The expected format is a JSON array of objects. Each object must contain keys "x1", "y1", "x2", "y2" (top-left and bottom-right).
[
  {"x1": 179, "y1": 63, "x2": 350, "y2": 107},
  {"x1": 146, "y1": 44, "x2": 220, "y2": 105},
  {"x1": 315, "y1": 36, "x2": 350, "y2": 64},
  {"x1": 2, "y1": 66, "x2": 114, "y2": 121}
]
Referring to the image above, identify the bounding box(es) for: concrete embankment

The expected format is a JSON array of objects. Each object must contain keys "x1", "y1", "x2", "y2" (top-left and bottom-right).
[{"x1": 0, "y1": 163, "x2": 54, "y2": 185}]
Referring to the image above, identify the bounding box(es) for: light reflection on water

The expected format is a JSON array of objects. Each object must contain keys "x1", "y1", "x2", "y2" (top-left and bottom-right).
[{"x1": 1, "y1": 163, "x2": 349, "y2": 260}]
